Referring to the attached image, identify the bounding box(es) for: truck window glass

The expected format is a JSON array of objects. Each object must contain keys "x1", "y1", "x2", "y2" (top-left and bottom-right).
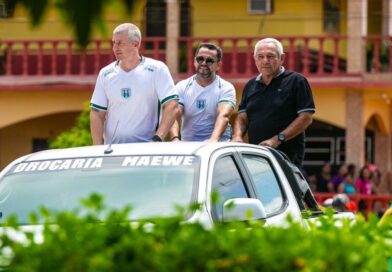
[
  {"x1": 211, "y1": 155, "x2": 249, "y2": 222},
  {"x1": 242, "y1": 154, "x2": 284, "y2": 214},
  {"x1": 0, "y1": 155, "x2": 199, "y2": 224}
]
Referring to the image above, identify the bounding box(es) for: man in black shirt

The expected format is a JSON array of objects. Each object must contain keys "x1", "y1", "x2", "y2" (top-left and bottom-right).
[{"x1": 232, "y1": 38, "x2": 315, "y2": 167}]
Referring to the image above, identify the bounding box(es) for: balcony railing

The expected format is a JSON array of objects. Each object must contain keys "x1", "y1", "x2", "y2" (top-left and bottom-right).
[
  {"x1": 0, "y1": 35, "x2": 391, "y2": 79},
  {"x1": 0, "y1": 38, "x2": 165, "y2": 77},
  {"x1": 364, "y1": 35, "x2": 392, "y2": 73}
]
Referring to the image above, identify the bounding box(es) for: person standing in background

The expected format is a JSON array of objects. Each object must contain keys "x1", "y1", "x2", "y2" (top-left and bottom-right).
[
  {"x1": 329, "y1": 164, "x2": 348, "y2": 193},
  {"x1": 355, "y1": 166, "x2": 373, "y2": 195},
  {"x1": 316, "y1": 162, "x2": 332, "y2": 193},
  {"x1": 338, "y1": 173, "x2": 357, "y2": 194}
]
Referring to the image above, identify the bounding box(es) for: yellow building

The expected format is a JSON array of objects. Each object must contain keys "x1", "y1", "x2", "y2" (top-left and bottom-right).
[{"x1": 1, "y1": 0, "x2": 392, "y2": 193}]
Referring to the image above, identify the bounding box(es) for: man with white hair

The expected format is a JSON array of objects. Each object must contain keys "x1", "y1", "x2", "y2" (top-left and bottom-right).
[
  {"x1": 90, "y1": 23, "x2": 180, "y2": 144},
  {"x1": 232, "y1": 38, "x2": 315, "y2": 167}
]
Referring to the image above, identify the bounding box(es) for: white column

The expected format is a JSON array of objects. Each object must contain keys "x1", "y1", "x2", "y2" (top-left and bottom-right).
[
  {"x1": 346, "y1": 1, "x2": 367, "y2": 169},
  {"x1": 166, "y1": 0, "x2": 179, "y2": 76},
  {"x1": 382, "y1": 0, "x2": 392, "y2": 35},
  {"x1": 345, "y1": 89, "x2": 365, "y2": 169},
  {"x1": 347, "y1": 0, "x2": 368, "y2": 73}
]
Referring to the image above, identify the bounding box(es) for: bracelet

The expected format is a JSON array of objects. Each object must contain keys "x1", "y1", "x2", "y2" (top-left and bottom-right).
[
  {"x1": 171, "y1": 136, "x2": 180, "y2": 141},
  {"x1": 152, "y1": 134, "x2": 162, "y2": 142}
]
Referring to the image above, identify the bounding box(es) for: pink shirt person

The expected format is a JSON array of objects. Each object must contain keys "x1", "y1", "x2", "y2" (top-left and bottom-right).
[{"x1": 355, "y1": 166, "x2": 372, "y2": 195}]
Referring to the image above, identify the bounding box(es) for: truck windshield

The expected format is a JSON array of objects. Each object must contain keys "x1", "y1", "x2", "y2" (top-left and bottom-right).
[{"x1": 0, "y1": 155, "x2": 199, "y2": 224}]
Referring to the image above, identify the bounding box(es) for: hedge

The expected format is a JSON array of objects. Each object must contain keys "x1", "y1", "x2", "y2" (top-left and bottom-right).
[{"x1": 0, "y1": 195, "x2": 391, "y2": 272}]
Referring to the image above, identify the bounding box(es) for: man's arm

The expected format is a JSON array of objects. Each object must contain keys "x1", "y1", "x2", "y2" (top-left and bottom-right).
[
  {"x1": 232, "y1": 111, "x2": 248, "y2": 142},
  {"x1": 168, "y1": 106, "x2": 184, "y2": 141},
  {"x1": 260, "y1": 111, "x2": 313, "y2": 148},
  {"x1": 90, "y1": 109, "x2": 106, "y2": 145},
  {"x1": 208, "y1": 104, "x2": 234, "y2": 142},
  {"x1": 155, "y1": 100, "x2": 181, "y2": 140}
]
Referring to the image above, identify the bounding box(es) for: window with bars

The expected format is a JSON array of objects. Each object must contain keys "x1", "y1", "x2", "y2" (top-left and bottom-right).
[
  {"x1": 0, "y1": 2, "x2": 14, "y2": 18},
  {"x1": 323, "y1": 0, "x2": 340, "y2": 33},
  {"x1": 248, "y1": 0, "x2": 272, "y2": 14}
]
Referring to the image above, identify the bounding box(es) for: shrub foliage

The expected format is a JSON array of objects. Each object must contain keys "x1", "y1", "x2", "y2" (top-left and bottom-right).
[
  {"x1": 0, "y1": 195, "x2": 391, "y2": 272},
  {"x1": 49, "y1": 102, "x2": 92, "y2": 149}
]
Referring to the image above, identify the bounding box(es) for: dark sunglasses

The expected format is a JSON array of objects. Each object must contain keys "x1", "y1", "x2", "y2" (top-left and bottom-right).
[{"x1": 196, "y1": 56, "x2": 215, "y2": 66}]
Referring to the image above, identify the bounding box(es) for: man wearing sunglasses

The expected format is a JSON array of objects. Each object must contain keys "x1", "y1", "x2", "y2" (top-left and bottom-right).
[
  {"x1": 232, "y1": 38, "x2": 315, "y2": 168},
  {"x1": 90, "y1": 23, "x2": 180, "y2": 144},
  {"x1": 169, "y1": 43, "x2": 236, "y2": 142}
]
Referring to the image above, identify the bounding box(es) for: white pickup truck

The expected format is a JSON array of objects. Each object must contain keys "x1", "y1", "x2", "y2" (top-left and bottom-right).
[{"x1": 0, "y1": 142, "x2": 351, "y2": 227}]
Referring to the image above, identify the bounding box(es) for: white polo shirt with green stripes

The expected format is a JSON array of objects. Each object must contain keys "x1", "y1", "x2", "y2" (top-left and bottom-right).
[
  {"x1": 90, "y1": 56, "x2": 178, "y2": 144},
  {"x1": 176, "y1": 75, "x2": 236, "y2": 141}
]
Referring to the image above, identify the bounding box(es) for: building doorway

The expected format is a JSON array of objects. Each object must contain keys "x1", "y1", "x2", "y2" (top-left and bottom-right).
[{"x1": 304, "y1": 119, "x2": 374, "y2": 176}]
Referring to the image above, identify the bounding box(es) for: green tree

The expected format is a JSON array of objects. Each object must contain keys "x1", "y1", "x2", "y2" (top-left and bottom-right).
[
  {"x1": 49, "y1": 102, "x2": 92, "y2": 148},
  {"x1": 7, "y1": 0, "x2": 137, "y2": 47}
]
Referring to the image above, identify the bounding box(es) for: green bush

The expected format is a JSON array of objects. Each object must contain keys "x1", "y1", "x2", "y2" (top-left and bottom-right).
[
  {"x1": 49, "y1": 102, "x2": 92, "y2": 149},
  {"x1": 0, "y1": 195, "x2": 391, "y2": 272}
]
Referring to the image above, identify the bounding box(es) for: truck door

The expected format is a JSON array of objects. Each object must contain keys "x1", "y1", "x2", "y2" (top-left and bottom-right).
[{"x1": 234, "y1": 146, "x2": 305, "y2": 226}]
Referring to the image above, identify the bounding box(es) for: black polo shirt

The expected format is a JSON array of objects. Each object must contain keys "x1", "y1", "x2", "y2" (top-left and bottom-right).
[{"x1": 238, "y1": 70, "x2": 315, "y2": 162}]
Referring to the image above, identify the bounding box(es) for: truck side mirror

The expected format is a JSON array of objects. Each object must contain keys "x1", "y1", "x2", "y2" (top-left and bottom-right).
[{"x1": 222, "y1": 198, "x2": 267, "y2": 222}]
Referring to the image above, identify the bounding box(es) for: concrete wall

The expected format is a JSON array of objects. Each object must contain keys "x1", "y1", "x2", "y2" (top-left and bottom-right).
[
  {"x1": 0, "y1": 112, "x2": 80, "y2": 169},
  {"x1": 0, "y1": 90, "x2": 91, "y2": 128}
]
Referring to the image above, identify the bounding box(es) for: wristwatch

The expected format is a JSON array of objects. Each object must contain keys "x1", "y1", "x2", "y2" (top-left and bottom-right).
[{"x1": 277, "y1": 133, "x2": 286, "y2": 143}]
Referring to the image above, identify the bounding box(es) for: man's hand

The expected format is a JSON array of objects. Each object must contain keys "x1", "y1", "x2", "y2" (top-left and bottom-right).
[
  {"x1": 259, "y1": 136, "x2": 280, "y2": 148},
  {"x1": 232, "y1": 112, "x2": 248, "y2": 143},
  {"x1": 205, "y1": 138, "x2": 218, "y2": 143},
  {"x1": 231, "y1": 135, "x2": 244, "y2": 142},
  {"x1": 209, "y1": 104, "x2": 233, "y2": 142},
  {"x1": 156, "y1": 100, "x2": 181, "y2": 140},
  {"x1": 170, "y1": 136, "x2": 181, "y2": 142}
]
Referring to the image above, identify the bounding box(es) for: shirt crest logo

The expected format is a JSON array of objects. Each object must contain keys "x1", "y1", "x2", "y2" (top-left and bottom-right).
[
  {"x1": 121, "y1": 88, "x2": 131, "y2": 99},
  {"x1": 196, "y1": 99, "x2": 206, "y2": 109}
]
